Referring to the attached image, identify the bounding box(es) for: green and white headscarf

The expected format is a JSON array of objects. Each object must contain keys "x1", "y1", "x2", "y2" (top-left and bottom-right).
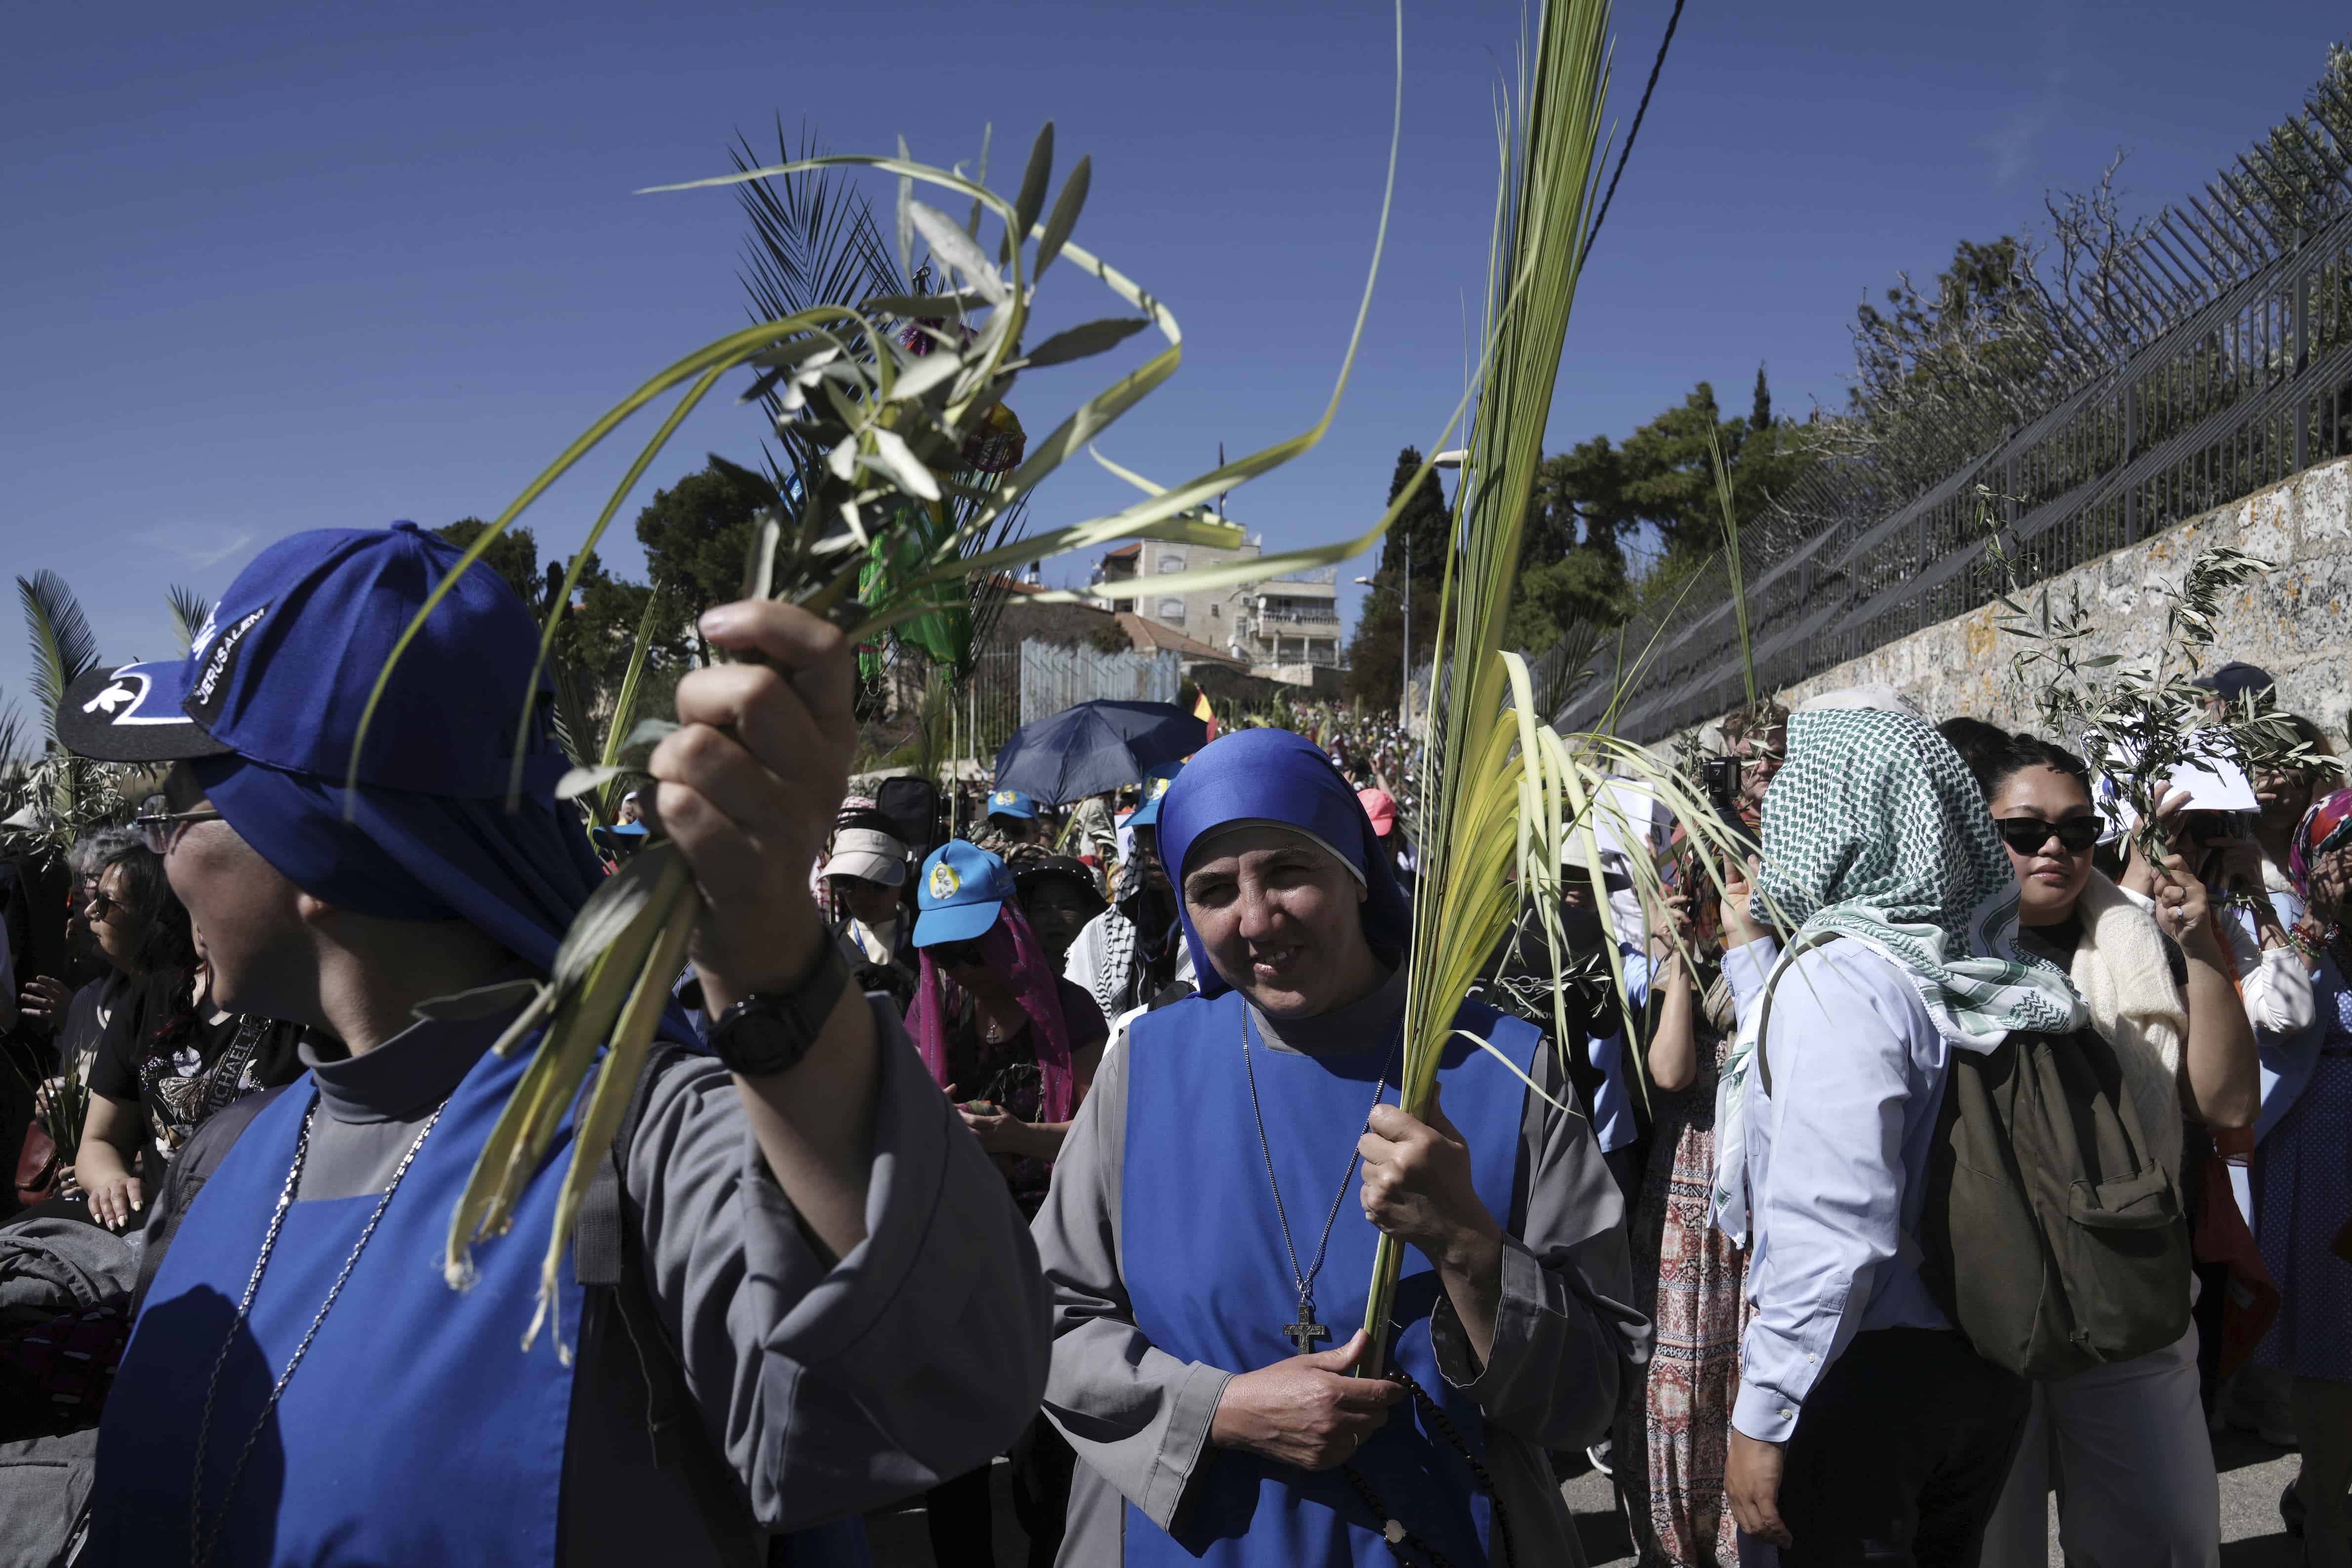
[
  {"x1": 1712, "y1": 706, "x2": 2085, "y2": 1241},
  {"x1": 1754, "y1": 706, "x2": 2086, "y2": 1047}
]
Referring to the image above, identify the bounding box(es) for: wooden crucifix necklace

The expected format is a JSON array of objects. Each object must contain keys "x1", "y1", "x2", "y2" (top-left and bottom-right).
[{"x1": 1240, "y1": 1007, "x2": 1397, "y2": 1357}]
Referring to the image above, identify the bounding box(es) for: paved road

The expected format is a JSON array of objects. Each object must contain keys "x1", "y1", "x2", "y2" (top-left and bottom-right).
[
  {"x1": 866, "y1": 1428, "x2": 2315, "y2": 1565},
  {"x1": 1558, "y1": 1428, "x2": 2306, "y2": 1565}
]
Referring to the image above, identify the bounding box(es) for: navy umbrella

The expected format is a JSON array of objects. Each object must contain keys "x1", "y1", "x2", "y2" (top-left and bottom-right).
[{"x1": 992, "y1": 700, "x2": 1210, "y2": 805}]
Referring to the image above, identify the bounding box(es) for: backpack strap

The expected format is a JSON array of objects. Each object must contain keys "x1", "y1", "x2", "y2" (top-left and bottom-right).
[{"x1": 573, "y1": 1044, "x2": 772, "y2": 1565}]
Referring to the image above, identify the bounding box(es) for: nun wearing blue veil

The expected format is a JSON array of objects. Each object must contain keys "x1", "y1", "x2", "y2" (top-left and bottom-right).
[
  {"x1": 1034, "y1": 728, "x2": 1647, "y2": 1567},
  {"x1": 65, "y1": 524, "x2": 1046, "y2": 1568}
]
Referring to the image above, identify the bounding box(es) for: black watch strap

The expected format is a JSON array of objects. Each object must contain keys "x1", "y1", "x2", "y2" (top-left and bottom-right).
[{"x1": 705, "y1": 938, "x2": 853, "y2": 1077}]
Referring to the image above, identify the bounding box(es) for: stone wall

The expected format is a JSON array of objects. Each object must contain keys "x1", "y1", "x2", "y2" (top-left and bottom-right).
[{"x1": 1773, "y1": 455, "x2": 2352, "y2": 743}]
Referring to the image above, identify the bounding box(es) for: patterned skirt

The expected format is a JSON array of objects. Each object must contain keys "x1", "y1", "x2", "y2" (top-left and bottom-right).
[{"x1": 1616, "y1": 1063, "x2": 1750, "y2": 1568}]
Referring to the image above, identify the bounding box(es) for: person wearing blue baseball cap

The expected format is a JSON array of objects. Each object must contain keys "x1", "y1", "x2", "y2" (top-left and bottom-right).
[
  {"x1": 1030, "y1": 727, "x2": 1645, "y2": 1568},
  {"x1": 60, "y1": 522, "x2": 1049, "y2": 1567},
  {"x1": 899, "y1": 839, "x2": 1106, "y2": 1567}
]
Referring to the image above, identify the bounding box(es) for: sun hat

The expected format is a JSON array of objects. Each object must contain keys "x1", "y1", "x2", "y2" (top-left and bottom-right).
[
  {"x1": 1012, "y1": 854, "x2": 1107, "y2": 911},
  {"x1": 826, "y1": 826, "x2": 909, "y2": 887},
  {"x1": 1127, "y1": 762, "x2": 1184, "y2": 828},
  {"x1": 985, "y1": 788, "x2": 1038, "y2": 821},
  {"x1": 913, "y1": 840, "x2": 1015, "y2": 946}
]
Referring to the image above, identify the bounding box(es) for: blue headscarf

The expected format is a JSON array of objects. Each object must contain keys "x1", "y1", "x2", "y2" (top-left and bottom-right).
[
  {"x1": 1154, "y1": 728, "x2": 1412, "y2": 998},
  {"x1": 194, "y1": 754, "x2": 607, "y2": 981}
]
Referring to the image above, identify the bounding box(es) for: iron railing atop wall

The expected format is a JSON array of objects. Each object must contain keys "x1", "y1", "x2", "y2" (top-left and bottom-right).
[{"x1": 1563, "y1": 85, "x2": 2352, "y2": 743}]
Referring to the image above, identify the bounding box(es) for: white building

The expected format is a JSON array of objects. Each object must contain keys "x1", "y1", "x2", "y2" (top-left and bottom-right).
[{"x1": 1087, "y1": 539, "x2": 1342, "y2": 684}]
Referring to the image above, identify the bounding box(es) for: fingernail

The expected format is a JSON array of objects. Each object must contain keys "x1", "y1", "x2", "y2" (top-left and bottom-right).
[{"x1": 700, "y1": 605, "x2": 742, "y2": 638}]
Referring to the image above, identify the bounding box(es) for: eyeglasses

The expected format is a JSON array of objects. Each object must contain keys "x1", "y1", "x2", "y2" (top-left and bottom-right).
[
  {"x1": 930, "y1": 938, "x2": 988, "y2": 967},
  {"x1": 85, "y1": 888, "x2": 130, "y2": 923},
  {"x1": 1994, "y1": 815, "x2": 2102, "y2": 855},
  {"x1": 132, "y1": 807, "x2": 224, "y2": 856}
]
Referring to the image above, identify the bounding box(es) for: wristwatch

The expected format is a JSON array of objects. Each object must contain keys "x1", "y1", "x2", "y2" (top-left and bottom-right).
[{"x1": 705, "y1": 939, "x2": 852, "y2": 1077}]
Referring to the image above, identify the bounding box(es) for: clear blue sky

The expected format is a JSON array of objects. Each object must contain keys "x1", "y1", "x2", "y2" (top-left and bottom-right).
[{"x1": 6, "y1": 0, "x2": 2345, "y2": 724}]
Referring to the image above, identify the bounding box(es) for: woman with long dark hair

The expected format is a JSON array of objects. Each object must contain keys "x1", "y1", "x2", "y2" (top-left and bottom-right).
[
  {"x1": 1954, "y1": 730, "x2": 2254, "y2": 1567},
  {"x1": 71, "y1": 838, "x2": 210, "y2": 1229}
]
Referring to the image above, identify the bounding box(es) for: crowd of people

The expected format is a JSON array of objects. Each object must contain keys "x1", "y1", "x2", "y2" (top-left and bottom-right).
[{"x1": 0, "y1": 522, "x2": 2345, "y2": 1568}]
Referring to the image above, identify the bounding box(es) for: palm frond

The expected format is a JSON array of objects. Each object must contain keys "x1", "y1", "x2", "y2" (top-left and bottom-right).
[
  {"x1": 18, "y1": 571, "x2": 98, "y2": 744},
  {"x1": 404, "y1": 30, "x2": 1424, "y2": 1343},
  {"x1": 546, "y1": 653, "x2": 598, "y2": 771},
  {"x1": 1359, "y1": 0, "x2": 1617, "y2": 1376},
  {"x1": 0, "y1": 698, "x2": 27, "y2": 774},
  {"x1": 732, "y1": 118, "x2": 907, "y2": 334},
  {"x1": 166, "y1": 585, "x2": 214, "y2": 658}
]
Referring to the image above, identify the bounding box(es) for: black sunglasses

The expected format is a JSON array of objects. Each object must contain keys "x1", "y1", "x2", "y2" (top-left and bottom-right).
[
  {"x1": 1994, "y1": 815, "x2": 2102, "y2": 855},
  {"x1": 930, "y1": 938, "x2": 988, "y2": 967}
]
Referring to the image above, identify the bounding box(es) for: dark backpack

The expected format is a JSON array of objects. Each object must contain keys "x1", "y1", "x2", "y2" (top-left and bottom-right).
[{"x1": 1759, "y1": 942, "x2": 2191, "y2": 1380}]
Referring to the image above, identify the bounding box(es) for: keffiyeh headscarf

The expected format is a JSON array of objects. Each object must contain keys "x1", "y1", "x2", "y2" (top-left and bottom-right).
[
  {"x1": 1712, "y1": 707, "x2": 2085, "y2": 1240},
  {"x1": 1753, "y1": 707, "x2": 2086, "y2": 1047}
]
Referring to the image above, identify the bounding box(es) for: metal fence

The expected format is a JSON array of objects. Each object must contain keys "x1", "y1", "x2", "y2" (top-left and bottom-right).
[
  {"x1": 1563, "y1": 83, "x2": 2352, "y2": 742},
  {"x1": 1019, "y1": 641, "x2": 1180, "y2": 727},
  {"x1": 949, "y1": 641, "x2": 1179, "y2": 767}
]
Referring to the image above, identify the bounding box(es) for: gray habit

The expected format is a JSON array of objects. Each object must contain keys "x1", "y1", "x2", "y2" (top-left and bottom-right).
[
  {"x1": 1032, "y1": 966, "x2": 1649, "y2": 1566},
  {"x1": 139, "y1": 987, "x2": 1051, "y2": 1566}
]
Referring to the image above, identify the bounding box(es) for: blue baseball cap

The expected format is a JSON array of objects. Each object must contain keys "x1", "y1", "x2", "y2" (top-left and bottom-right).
[
  {"x1": 914, "y1": 840, "x2": 1014, "y2": 946},
  {"x1": 984, "y1": 788, "x2": 1037, "y2": 821},
  {"x1": 1127, "y1": 761, "x2": 1184, "y2": 828},
  {"x1": 56, "y1": 521, "x2": 563, "y2": 795}
]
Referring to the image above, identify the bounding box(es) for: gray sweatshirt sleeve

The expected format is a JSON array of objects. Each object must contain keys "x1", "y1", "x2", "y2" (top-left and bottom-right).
[
  {"x1": 1033, "y1": 1039, "x2": 1232, "y2": 1532},
  {"x1": 626, "y1": 996, "x2": 1052, "y2": 1529},
  {"x1": 1427, "y1": 1044, "x2": 1650, "y2": 1451}
]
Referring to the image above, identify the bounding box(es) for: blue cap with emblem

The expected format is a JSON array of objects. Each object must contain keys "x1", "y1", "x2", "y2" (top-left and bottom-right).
[
  {"x1": 51, "y1": 522, "x2": 614, "y2": 984},
  {"x1": 912, "y1": 840, "x2": 1014, "y2": 946},
  {"x1": 984, "y1": 788, "x2": 1037, "y2": 822},
  {"x1": 1126, "y1": 761, "x2": 1184, "y2": 828},
  {"x1": 57, "y1": 521, "x2": 562, "y2": 792}
]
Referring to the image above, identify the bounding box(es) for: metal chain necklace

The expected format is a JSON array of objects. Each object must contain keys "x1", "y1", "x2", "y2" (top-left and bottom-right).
[
  {"x1": 1239, "y1": 1008, "x2": 1396, "y2": 1356},
  {"x1": 1242, "y1": 1014, "x2": 1515, "y2": 1567},
  {"x1": 188, "y1": 1092, "x2": 449, "y2": 1568}
]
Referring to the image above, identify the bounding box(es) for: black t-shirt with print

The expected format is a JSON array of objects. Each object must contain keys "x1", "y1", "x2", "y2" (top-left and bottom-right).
[{"x1": 88, "y1": 993, "x2": 243, "y2": 1173}]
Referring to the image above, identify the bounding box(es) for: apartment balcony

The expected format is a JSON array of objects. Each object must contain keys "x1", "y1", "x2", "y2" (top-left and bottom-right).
[
  {"x1": 1252, "y1": 645, "x2": 1346, "y2": 669},
  {"x1": 1254, "y1": 608, "x2": 1341, "y2": 628}
]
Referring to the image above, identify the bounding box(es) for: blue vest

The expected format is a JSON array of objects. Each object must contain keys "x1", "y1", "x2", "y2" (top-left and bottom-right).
[
  {"x1": 89, "y1": 1039, "x2": 867, "y2": 1567},
  {"x1": 1118, "y1": 989, "x2": 1539, "y2": 1568}
]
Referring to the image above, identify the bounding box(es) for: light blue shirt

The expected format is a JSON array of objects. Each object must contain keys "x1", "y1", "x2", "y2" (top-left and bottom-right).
[{"x1": 1731, "y1": 938, "x2": 1954, "y2": 1444}]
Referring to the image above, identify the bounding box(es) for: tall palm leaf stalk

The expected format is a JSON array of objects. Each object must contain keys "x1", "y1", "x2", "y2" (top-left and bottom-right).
[
  {"x1": 361, "y1": 33, "x2": 1472, "y2": 1346},
  {"x1": 1355, "y1": 0, "x2": 1763, "y2": 1376}
]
